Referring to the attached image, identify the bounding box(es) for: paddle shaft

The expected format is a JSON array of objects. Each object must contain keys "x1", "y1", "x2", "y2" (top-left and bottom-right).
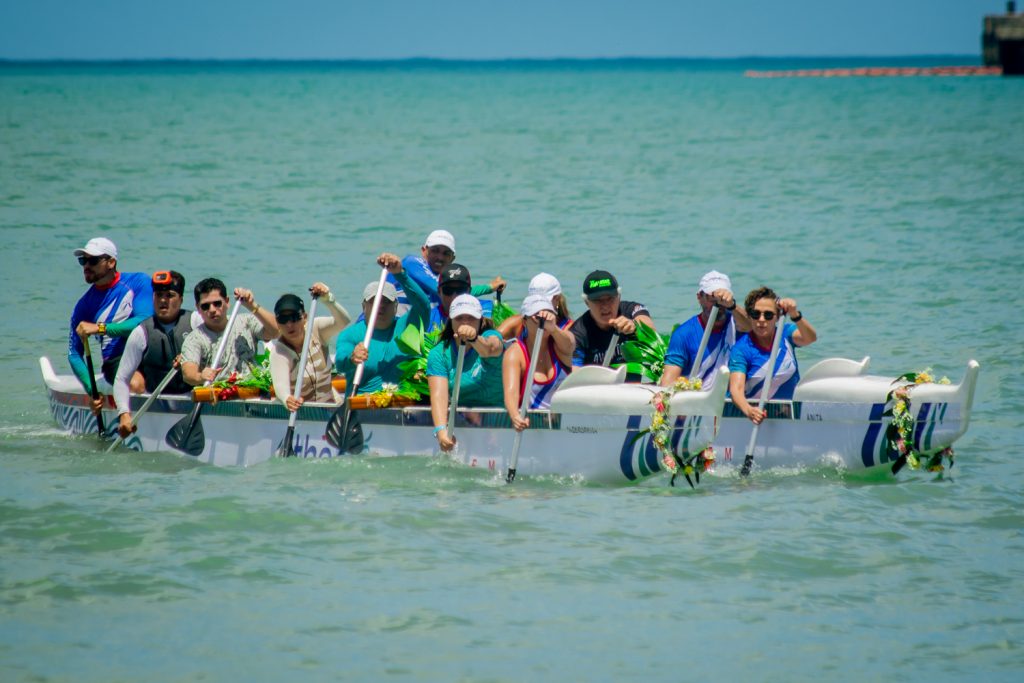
[
  {"x1": 740, "y1": 311, "x2": 787, "y2": 476},
  {"x1": 164, "y1": 299, "x2": 242, "y2": 455},
  {"x1": 349, "y1": 268, "x2": 389, "y2": 393},
  {"x1": 279, "y1": 297, "x2": 320, "y2": 457},
  {"x1": 601, "y1": 332, "x2": 620, "y2": 368},
  {"x1": 106, "y1": 363, "x2": 181, "y2": 452},
  {"x1": 689, "y1": 306, "x2": 720, "y2": 381},
  {"x1": 507, "y1": 318, "x2": 547, "y2": 483},
  {"x1": 81, "y1": 333, "x2": 105, "y2": 435},
  {"x1": 328, "y1": 268, "x2": 388, "y2": 450},
  {"x1": 286, "y1": 297, "x2": 319, "y2": 429},
  {"x1": 446, "y1": 343, "x2": 467, "y2": 443}
]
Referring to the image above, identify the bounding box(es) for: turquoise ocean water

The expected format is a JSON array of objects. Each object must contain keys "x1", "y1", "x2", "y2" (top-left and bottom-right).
[{"x1": 1, "y1": 59, "x2": 1022, "y2": 681}]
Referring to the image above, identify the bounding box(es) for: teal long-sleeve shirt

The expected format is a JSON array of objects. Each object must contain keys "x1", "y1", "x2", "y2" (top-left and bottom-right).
[{"x1": 335, "y1": 269, "x2": 430, "y2": 395}]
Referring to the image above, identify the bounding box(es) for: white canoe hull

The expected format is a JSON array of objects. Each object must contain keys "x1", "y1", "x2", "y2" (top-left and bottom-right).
[
  {"x1": 40, "y1": 356, "x2": 979, "y2": 482},
  {"x1": 40, "y1": 358, "x2": 727, "y2": 484}
]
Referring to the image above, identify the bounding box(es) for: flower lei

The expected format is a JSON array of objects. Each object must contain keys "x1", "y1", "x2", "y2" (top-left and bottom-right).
[
  {"x1": 886, "y1": 368, "x2": 954, "y2": 474},
  {"x1": 638, "y1": 377, "x2": 714, "y2": 488},
  {"x1": 367, "y1": 382, "x2": 420, "y2": 408}
]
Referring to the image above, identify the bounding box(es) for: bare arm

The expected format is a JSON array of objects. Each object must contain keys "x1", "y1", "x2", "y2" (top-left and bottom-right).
[
  {"x1": 502, "y1": 346, "x2": 529, "y2": 431},
  {"x1": 729, "y1": 371, "x2": 764, "y2": 425},
  {"x1": 428, "y1": 375, "x2": 455, "y2": 452},
  {"x1": 659, "y1": 364, "x2": 683, "y2": 387},
  {"x1": 778, "y1": 298, "x2": 817, "y2": 347},
  {"x1": 497, "y1": 314, "x2": 523, "y2": 340}
]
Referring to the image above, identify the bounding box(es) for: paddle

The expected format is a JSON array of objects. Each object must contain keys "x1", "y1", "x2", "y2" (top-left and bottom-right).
[
  {"x1": 506, "y1": 318, "x2": 547, "y2": 483},
  {"x1": 326, "y1": 267, "x2": 388, "y2": 452},
  {"x1": 80, "y1": 332, "x2": 106, "y2": 436},
  {"x1": 276, "y1": 296, "x2": 320, "y2": 458},
  {"x1": 164, "y1": 299, "x2": 242, "y2": 457},
  {"x1": 601, "y1": 332, "x2": 620, "y2": 368},
  {"x1": 689, "y1": 305, "x2": 720, "y2": 381},
  {"x1": 446, "y1": 342, "x2": 467, "y2": 446},
  {"x1": 106, "y1": 362, "x2": 180, "y2": 453},
  {"x1": 739, "y1": 307, "x2": 787, "y2": 477}
]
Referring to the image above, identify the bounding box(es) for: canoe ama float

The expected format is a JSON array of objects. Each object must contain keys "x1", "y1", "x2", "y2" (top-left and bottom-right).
[{"x1": 39, "y1": 356, "x2": 979, "y2": 484}]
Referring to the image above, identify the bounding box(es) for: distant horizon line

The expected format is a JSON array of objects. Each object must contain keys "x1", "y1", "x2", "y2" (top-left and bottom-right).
[{"x1": 0, "y1": 54, "x2": 980, "y2": 65}]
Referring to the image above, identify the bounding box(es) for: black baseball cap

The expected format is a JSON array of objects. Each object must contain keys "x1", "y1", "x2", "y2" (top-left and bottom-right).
[
  {"x1": 274, "y1": 294, "x2": 305, "y2": 316},
  {"x1": 583, "y1": 270, "x2": 619, "y2": 300},
  {"x1": 438, "y1": 263, "x2": 472, "y2": 289}
]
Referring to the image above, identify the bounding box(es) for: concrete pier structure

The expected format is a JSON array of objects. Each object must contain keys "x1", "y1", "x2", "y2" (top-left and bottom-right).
[{"x1": 983, "y1": 2, "x2": 1024, "y2": 75}]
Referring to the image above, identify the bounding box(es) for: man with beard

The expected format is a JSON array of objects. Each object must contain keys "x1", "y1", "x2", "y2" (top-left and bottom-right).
[
  {"x1": 112, "y1": 270, "x2": 199, "y2": 438},
  {"x1": 69, "y1": 237, "x2": 154, "y2": 414},
  {"x1": 389, "y1": 229, "x2": 505, "y2": 316}
]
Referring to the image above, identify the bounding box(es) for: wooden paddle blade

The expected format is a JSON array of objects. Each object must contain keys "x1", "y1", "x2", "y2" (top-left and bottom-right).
[
  {"x1": 276, "y1": 426, "x2": 296, "y2": 458},
  {"x1": 164, "y1": 405, "x2": 205, "y2": 457}
]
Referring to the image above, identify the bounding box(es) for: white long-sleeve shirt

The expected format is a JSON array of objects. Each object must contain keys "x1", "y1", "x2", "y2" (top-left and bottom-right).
[
  {"x1": 114, "y1": 311, "x2": 202, "y2": 416},
  {"x1": 269, "y1": 296, "x2": 350, "y2": 405}
]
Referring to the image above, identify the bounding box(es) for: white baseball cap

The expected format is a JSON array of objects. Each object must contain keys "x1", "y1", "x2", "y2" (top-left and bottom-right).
[
  {"x1": 74, "y1": 237, "x2": 118, "y2": 260},
  {"x1": 362, "y1": 280, "x2": 398, "y2": 302},
  {"x1": 521, "y1": 294, "x2": 555, "y2": 317},
  {"x1": 528, "y1": 272, "x2": 562, "y2": 299},
  {"x1": 424, "y1": 229, "x2": 456, "y2": 253},
  {"x1": 698, "y1": 270, "x2": 732, "y2": 295},
  {"x1": 448, "y1": 294, "x2": 482, "y2": 320}
]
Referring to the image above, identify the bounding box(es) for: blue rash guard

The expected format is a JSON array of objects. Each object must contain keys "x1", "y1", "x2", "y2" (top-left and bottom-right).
[
  {"x1": 335, "y1": 270, "x2": 431, "y2": 395},
  {"x1": 386, "y1": 254, "x2": 494, "y2": 322},
  {"x1": 663, "y1": 312, "x2": 742, "y2": 390},
  {"x1": 68, "y1": 272, "x2": 154, "y2": 390},
  {"x1": 728, "y1": 322, "x2": 801, "y2": 400},
  {"x1": 425, "y1": 329, "x2": 505, "y2": 407}
]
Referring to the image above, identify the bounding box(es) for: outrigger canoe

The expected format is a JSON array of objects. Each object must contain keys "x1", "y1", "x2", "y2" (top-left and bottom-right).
[{"x1": 39, "y1": 356, "x2": 979, "y2": 483}]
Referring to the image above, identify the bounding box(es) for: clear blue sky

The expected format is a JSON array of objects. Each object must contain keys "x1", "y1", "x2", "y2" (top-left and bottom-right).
[{"x1": 0, "y1": 0, "x2": 1002, "y2": 60}]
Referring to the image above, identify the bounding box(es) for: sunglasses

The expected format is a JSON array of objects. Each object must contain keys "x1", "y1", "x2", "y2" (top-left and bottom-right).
[
  {"x1": 276, "y1": 311, "x2": 303, "y2": 324},
  {"x1": 77, "y1": 255, "x2": 107, "y2": 266},
  {"x1": 441, "y1": 284, "x2": 469, "y2": 296},
  {"x1": 748, "y1": 310, "x2": 777, "y2": 321},
  {"x1": 200, "y1": 299, "x2": 226, "y2": 311}
]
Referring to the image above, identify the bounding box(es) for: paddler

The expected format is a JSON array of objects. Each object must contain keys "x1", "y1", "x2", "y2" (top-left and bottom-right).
[
  {"x1": 69, "y1": 237, "x2": 154, "y2": 415},
  {"x1": 180, "y1": 278, "x2": 279, "y2": 386},
  {"x1": 729, "y1": 287, "x2": 817, "y2": 424},
  {"x1": 659, "y1": 270, "x2": 751, "y2": 390},
  {"x1": 112, "y1": 270, "x2": 199, "y2": 438},
  {"x1": 335, "y1": 253, "x2": 431, "y2": 396},
  {"x1": 496, "y1": 272, "x2": 575, "y2": 366},
  {"x1": 502, "y1": 294, "x2": 572, "y2": 432},
  {"x1": 390, "y1": 229, "x2": 506, "y2": 318},
  {"x1": 570, "y1": 270, "x2": 656, "y2": 369},
  {"x1": 268, "y1": 283, "x2": 351, "y2": 411},
  {"x1": 427, "y1": 294, "x2": 505, "y2": 452}
]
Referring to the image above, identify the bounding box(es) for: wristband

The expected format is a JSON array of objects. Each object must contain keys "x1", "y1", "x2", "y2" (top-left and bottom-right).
[
  {"x1": 791, "y1": 311, "x2": 803, "y2": 323},
  {"x1": 97, "y1": 322, "x2": 106, "y2": 335},
  {"x1": 433, "y1": 424, "x2": 447, "y2": 437},
  {"x1": 725, "y1": 302, "x2": 736, "y2": 311}
]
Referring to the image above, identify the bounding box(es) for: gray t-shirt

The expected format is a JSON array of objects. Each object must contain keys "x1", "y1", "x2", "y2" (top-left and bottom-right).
[{"x1": 181, "y1": 314, "x2": 265, "y2": 381}]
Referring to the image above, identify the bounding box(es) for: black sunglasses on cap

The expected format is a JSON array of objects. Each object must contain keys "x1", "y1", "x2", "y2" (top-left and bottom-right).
[
  {"x1": 77, "y1": 255, "x2": 107, "y2": 266},
  {"x1": 276, "y1": 311, "x2": 303, "y2": 324},
  {"x1": 441, "y1": 284, "x2": 470, "y2": 296}
]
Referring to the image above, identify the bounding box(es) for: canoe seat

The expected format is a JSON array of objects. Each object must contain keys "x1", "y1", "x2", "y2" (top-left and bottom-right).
[
  {"x1": 557, "y1": 365, "x2": 627, "y2": 391},
  {"x1": 798, "y1": 356, "x2": 869, "y2": 384}
]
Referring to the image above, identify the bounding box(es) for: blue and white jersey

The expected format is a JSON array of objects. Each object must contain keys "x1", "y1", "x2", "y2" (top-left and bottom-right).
[
  {"x1": 663, "y1": 312, "x2": 739, "y2": 390},
  {"x1": 728, "y1": 322, "x2": 800, "y2": 400},
  {"x1": 68, "y1": 272, "x2": 154, "y2": 389}
]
